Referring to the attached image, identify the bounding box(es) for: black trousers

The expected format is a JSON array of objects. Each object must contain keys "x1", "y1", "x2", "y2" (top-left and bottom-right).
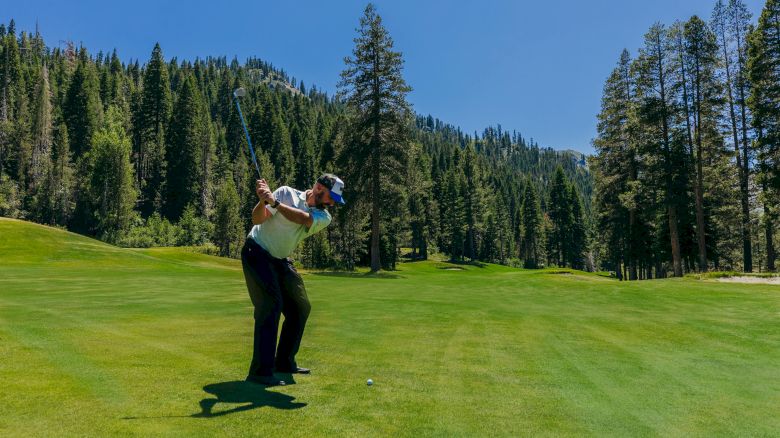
[{"x1": 241, "y1": 238, "x2": 311, "y2": 377}]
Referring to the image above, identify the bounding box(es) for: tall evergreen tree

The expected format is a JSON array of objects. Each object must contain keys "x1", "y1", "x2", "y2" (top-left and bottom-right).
[
  {"x1": 406, "y1": 142, "x2": 436, "y2": 259},
  {"x1": 713, "y1": 0, "x2": 754, "y2": 271},
  {"x1": 87, "y1": 106, "x2": 137, "y2": 242},
  {"x1": 682, "y1": 16, "x2": 722, "y2": 271},
  {"x1": 165, "y1": 71, "x2": 205, "y2": 220},
  {"x1": 290, "y1": 97, "x2": 316, "y2": 189},
  {"x1": 593, "y1": 49, "x2": 641, "y2": 279},
  {"x1": 636, "y1": 23, "x2": 684, "y2": 277},
  {"x1": 63, "y1": 49, "x2": 102, "y2": 158},
  {"x1": 548, "y1": 165, "x2": 571, "y2": 266},
  {"x1": 520, "y1": 180, "x2": 542, "y2": 269},
  {"x1": 42, "y1": 123, "x2": 74, "y2": 225},
  {"x1": 747, "y1": 0, "x2": 780, "y2": 271},
  {"x1": 0, "y1": 28, "x2": 21, "y2": 178},
  {"x1": 462, "y1": 144, "x2": 483, "y2": 261},
  {"x1": 568, "y1": 183, "x2": 586, "y2": 269},
  {"x1": 338, "y1": 3, "x2": 412, "y2": 272},
  {"x1": 442, "y1": 168, "x2": 466, "y2": 260},
  {"x1": 137, "y1": 43, "x2": 172, "y2": 216},
  {"x1": 29, "y1": 63, "x2": 53, "y2": 218},
  {"x1": 213, "y1": 176, "x2": 244, "y2": 258}
]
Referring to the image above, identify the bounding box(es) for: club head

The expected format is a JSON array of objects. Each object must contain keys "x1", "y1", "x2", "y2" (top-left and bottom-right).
[{"x1": 233, "y1": 87, "x2": 246, "y2": 98}]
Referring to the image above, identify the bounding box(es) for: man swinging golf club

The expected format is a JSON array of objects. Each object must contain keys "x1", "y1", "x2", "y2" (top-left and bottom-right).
[{"x1": 242, "y1": 173, "x2": 345, "y2": 387}]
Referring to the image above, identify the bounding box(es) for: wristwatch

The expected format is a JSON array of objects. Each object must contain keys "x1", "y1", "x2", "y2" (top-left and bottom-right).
[{"x1": 271, "y1": 198, "x2": 280, "y2": 208}]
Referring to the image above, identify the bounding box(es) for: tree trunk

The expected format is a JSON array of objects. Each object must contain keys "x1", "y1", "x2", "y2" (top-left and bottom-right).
[
  {"x1": 763, "y1": 179, "x2": 776, "y2": 271},
  {"x1": 370, "y1": 139, "x2": 381, "y2": 272},
  {"x1": 657, "y1": 33, "x2": 683, "y2": 277},
  {"x1": 693, "y1": 60, "x2": 707, "y2": 272},
  {"x1": 369, "y1": 46, "x2": 382, "y2": 272},
  {"x1": 733, "y1": 10, "x2": 754, "y2": 272}
]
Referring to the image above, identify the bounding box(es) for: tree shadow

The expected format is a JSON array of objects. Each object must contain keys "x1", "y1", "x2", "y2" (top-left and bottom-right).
[{"x1": 191, "y1": 380, "x2": 306, "y2": 418}]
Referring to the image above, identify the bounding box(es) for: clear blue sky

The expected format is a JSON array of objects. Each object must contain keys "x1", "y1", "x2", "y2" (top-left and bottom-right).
[{"x1": 4, "y1": 0, "x2": 766, "y2": 153}]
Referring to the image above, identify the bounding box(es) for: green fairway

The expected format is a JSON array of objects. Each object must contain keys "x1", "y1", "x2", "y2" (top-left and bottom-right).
[{"x1": 1, "y1": 218, "x2": 778, "y2": 437}]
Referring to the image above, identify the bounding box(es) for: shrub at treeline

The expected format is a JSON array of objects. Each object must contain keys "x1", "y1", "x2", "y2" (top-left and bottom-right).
[
  {"x1": 593, "y1": 0, "x2": 780, "y2": 278},
  {"x1": 0, "y1": 5, "x2": 592, "y2": 271}
]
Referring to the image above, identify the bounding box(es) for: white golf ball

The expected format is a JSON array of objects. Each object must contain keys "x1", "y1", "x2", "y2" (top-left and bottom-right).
[{"x1": 367, "y1": 378, "x2": 373, "y2": 386}]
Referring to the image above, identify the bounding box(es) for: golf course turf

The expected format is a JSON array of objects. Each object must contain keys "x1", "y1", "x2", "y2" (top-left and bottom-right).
[{"x1": 1, "y1": 218, "x2": 778, "y2": 436}]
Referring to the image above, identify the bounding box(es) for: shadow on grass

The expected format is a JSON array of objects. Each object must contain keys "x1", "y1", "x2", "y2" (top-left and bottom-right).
[
  {"x1": 122, "y1": 380, "x2": 305, "y2": 420},
  {"x1": 309, "y1": 271, "x2": 403, "y2": 279},
  {"x1": 191, "y1": 380, "x2": 306, "y2": 418}
]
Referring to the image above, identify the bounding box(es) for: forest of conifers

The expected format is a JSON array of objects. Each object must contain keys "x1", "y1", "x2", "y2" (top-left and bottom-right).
[
  {"x1": 593, "y1": 0, "x2": 780, "y2": 278},
  {"x1": 0, "y1": 5, "x2": 591, "y2": 272},
  {"x1": 8, "y1": 0, "x2": 780, "y2": 279}
]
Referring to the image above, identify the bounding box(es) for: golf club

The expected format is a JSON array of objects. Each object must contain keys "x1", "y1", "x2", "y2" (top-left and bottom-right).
[{"x1": 232, "y1": 87, "x2": 262, "y2": 178}]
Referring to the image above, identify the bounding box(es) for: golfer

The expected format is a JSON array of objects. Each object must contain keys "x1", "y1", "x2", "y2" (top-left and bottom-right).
[{"x1": 241, "y1": 173, "x2": 345, "y2": 386}]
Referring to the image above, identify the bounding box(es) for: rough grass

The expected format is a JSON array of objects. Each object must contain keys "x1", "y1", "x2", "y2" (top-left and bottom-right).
[{"x1": 1, "y1": 218, "x2": 778, "y2": 437}]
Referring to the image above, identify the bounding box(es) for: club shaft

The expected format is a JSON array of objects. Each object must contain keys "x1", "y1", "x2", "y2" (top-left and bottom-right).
[{"x1": 234, "y1": 98, "x2": 261, "y2": 177}]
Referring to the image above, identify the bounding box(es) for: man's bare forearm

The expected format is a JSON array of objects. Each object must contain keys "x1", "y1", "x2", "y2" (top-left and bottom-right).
[
  {"x1": 252, "y1": 202, "x2": 271, "y2": 225},
  {"x1": 275, "y1": 202, "x2": 313, "y2": 228}
]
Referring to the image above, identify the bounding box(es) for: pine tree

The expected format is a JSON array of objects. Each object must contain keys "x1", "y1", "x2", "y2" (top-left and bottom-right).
[
  {"x1": 338, "y1": 3, "x2": 412, "y2": 272},
  {"x1": 406, "y1": 142, "x2": 436, "y2": 259},
  {"x1": 29, "y1": 63, "x2": 53, "y2": 219},
  {"x1": 480, "y1": 213, "x2": 498, "y2": 261},
  {"x1": 44, "y1": 123, "x2": 74, "y2": 225},
  {"x1": 251, "y1": 95, "x2": 294, "y2": 186},
  {"x1": 9, "y1": 68, "x2": 30, "y2": 204},
  {"x1": 165, "y1": 71, "x2": 204, "y2": 220},
  {"x1": 635, "y1": 23, "x2": 684, "y2": 277},
  {"x1": 747, "y1": 0, "x2": 780, "y2": 271},
  {"x1": 548, "y1": 165, "x2": 571, "y2": 266},
  {"x1": 0, "y1": 25, "x2": 21, "y2": 122},
  {"x1": 63, "y1": 48, "x2": 102, "y2": 158},
  {"x1": 520, "y1": 180, "x2": 542, "y2": 269},
  {"x1": 137, "y1": 43, "x2": 172, "y2": 216},
  {"x1": 592, "y1": 49, "x2": 639, "y2": 278},
  {"x1": 713, "y1": 0, "x2": 754, "y2": 271},
  {"x1": 462, "y1": 144, "x2": 483, "y2": 261},
  {"x1": 88, "y1": 106, "x2": 137, "y2": 242},
  {"x1": 683, "y1": 15, "x2": 722, "y2": 272},
  {"x1": 442, "y1": 169, "x2": 465, "y2": 260},
  {"x1": 669, "y1": 18, "x2": 722, "y2": 273},
  {"x1": 0, "y1": 28, "x2": 21, "y2": 178},
  {"x1": 213, "y1": 176, "x2": 244, "y2": 258},
  {"x1": 568, "y1": 183, "x2": 586, "y2": 269},
  {"x1": 290, "y1": 97, "x2": 316, "y2": 189},
  {"x1": 270, "y1": 107, "x2": 295, "y2": 185},
  {"x1": 197, "y1": 90, "x2": 215, "y2": 217}
]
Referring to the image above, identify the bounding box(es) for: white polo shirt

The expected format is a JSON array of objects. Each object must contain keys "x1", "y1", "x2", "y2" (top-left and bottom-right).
[{"x1": 248, "y1": 186, "x2": 332, "y2": 259}]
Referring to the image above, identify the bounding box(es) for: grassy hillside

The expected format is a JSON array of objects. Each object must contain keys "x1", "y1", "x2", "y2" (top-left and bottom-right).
[{"x1": 0, "y1": 218, "x2": 778, "y2": 437}]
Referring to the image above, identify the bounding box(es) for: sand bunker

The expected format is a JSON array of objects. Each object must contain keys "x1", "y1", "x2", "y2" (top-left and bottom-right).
[{"x1": 716, "y1": 276, "x2": 780, "y2": 285}]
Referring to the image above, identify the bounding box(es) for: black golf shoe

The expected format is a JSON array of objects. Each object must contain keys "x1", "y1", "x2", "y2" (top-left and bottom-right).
[{"x1": 275, "y1": 366, "x2": 311, "y2": 374}]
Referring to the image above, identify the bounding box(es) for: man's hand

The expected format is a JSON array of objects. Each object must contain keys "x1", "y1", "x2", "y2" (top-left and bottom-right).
[
  {"x1": 252, "y1": 179, "x2": 274, "y2": 225},
  {"x1": 261, "y1": 190, "x2": 274, "y2": 205},
  {"x1": 256, "y1": 179, "x2": 273, "y2": 204}
]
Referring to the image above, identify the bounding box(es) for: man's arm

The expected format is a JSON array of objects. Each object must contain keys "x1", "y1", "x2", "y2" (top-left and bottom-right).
[
  {"x1": 274, "y1": 202, "x2": 314, "y2": 228},
  {"x1": 252, "y1": 179, "x2": 273, "y2": 225},
  {"x1": 252, "y1": 201, "x2": 272, "y2": 225}
]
